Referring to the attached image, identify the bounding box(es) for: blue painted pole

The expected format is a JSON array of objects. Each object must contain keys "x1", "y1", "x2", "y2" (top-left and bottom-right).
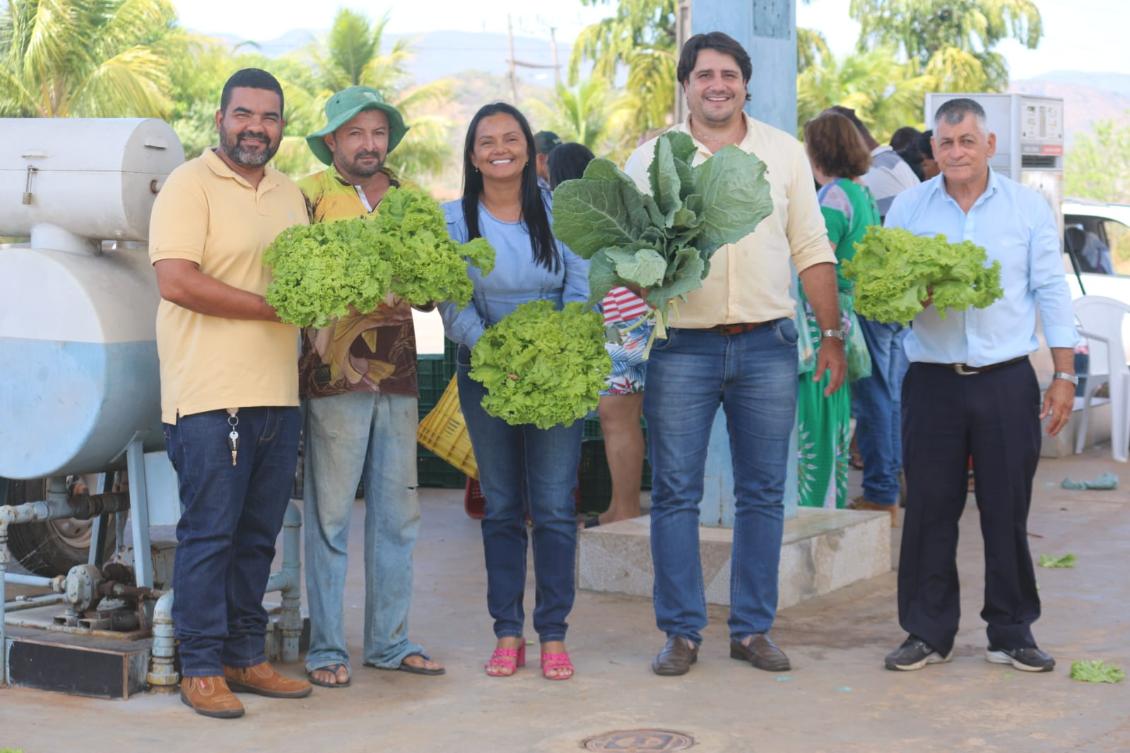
[{"x1": 692, "y1": 0, "x2": 800, "y2": 525}]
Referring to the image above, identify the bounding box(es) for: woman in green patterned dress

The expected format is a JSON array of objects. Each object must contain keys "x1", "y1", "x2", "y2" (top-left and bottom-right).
[{"x1": 796, "y1": 111, "x2": 879, "y2": 508}]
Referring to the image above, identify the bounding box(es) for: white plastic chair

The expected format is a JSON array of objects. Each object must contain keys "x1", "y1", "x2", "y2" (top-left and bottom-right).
[{"x1": 1073, "y1": 296, "x2": 1130, "y2": 462}]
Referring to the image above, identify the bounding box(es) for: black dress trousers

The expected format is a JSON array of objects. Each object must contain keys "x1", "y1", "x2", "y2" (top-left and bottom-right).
[{"x1": 897, "y1": 359, "x2": 1043, "y2": 656}]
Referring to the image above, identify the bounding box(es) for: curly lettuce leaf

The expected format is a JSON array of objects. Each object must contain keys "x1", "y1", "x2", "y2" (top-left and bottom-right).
[
  {"x1": 264, "y1": 187, "x2": 493, "y2": 326},
  {"x1": 843, "y1": 227, "x2": 1003, "y2": 325},
  {"x1": 469, "y1": 301, "x2": 611, "y2": 429}
]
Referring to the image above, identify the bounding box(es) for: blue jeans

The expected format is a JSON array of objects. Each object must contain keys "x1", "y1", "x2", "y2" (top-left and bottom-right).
[
  {"x1": 853, "y1": 317, "x2": 909, "y2": 506},
  {"x1": 164, "y1": 406, "x2": 300, "y2": 677},
  {"x1": 456, "y1": 346, "x2": 583, "y2": 643},
  {"x1": 303, "y1": 391, "x2": 424, "y2": 672},
  {"x1": 643, "y1": 321, "x2": 799, "y2": 645}
]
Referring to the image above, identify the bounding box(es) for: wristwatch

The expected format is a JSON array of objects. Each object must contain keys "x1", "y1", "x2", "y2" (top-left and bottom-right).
[
  {"x1": 1053, "y1": 371, "x2": 1079, "y2": 385},
  {"x1": 821, "y1": 328, "x2": 846, "y2": 341}
]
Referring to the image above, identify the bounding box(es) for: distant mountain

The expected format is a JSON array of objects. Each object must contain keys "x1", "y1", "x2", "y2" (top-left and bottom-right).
[
  {"x1": 191, "y1": 27, "x2": 572, "y2": 86},
  {"x1": 1010, "y1": 75, "x2": 1130, "y2": 147}
]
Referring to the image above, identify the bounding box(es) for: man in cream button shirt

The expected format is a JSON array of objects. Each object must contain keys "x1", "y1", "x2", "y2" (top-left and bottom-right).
[{"x1": 623, "y1": 32, "x2": 846, "y2": 677}]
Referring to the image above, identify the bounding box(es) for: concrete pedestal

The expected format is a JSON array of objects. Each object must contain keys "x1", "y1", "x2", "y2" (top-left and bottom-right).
[{"x1": 578, "y1": 508, "x2": 891, "y2": 610}]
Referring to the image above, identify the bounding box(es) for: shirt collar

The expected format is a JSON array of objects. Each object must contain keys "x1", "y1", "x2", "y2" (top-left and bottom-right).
[
  {"x1": 203, "y1": 148, "x2": 280, "y2": 193},
  {"x1": 675, "y1": 112, "x2": 757, "y2": 158},
  {"x1": 931, "y1": 166, "x2": 1000, "y2": 207}
]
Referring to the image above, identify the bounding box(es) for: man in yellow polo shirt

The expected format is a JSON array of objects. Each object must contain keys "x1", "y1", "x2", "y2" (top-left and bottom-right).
[
  {"x1": 297, "y1": 86, "x2": 444, "y2": 689},
  {"x1": 622, "y1": 33, "x2": 846, "y2": 677},
  {"x1": 150, "y1": 68, "x2": 312, "y2": 718}
]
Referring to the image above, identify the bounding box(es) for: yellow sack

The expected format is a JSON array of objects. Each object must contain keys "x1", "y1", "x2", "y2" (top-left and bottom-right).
[{"x1": 417, "y1": 375, "x2": 478, "y2": 479}]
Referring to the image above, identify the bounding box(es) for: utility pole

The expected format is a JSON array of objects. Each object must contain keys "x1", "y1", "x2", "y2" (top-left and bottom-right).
[
  {"x1": 506, "y1": 15, "x2": 563, "y2": 101},
  {"x1": 507, "y1": 15, "x2": 519, "y2": 103},
  {"x1": 549, "y1": 26, "x2": 560, "y2": 89}
]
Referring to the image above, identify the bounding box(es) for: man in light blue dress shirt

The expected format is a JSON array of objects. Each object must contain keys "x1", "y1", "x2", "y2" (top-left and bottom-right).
[{"x1": 881, "y1": 98, "x2": 1080, "y2": 674}]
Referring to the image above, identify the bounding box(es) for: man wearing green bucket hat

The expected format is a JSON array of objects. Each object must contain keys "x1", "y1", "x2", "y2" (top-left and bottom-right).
[{"x1": 297, "y1": 86, "x2": 445, "y2": 688}]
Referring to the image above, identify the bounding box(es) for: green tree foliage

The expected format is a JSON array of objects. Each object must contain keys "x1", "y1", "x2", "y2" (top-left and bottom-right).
[
  {"x1": 797, "y1": 47, "x2": 930, "y2": 139},
  {"x1": 569, "y1": 0, "x2": 677, "y2": 146},
  {"x1": 528, "y1": 78, "x2": 614, "y2": 153},
  {"x1": 848, "y1": 0, "x2": 1041, "y2": 90},
  {"x1": 1066, "y1": 117, "x2": 1130, "y2": 204},
  {"x1": 0, "y1": 0, "x2": 177, "y2": 117}
]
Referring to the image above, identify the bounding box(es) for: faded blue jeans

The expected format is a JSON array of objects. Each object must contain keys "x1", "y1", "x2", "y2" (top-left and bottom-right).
[
  {"x1": 853, "y1": 316, "x2": 908, "y2": 506},
  {"x1": 165, "y1": 407, "x2": 300, "y2": 677},
  {"x1": 303, "y1": 391, "x2": 424, "y2": 672},
  {"x1": 456, "y1": 346, "x2": 583, "y2": 643},
  {"x1": 643, "y1": 321, "x2": 799, "y2": 645}
]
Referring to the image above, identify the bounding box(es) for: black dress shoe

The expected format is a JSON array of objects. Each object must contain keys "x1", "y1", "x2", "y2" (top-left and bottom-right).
[
  {"x1": 986, "y1": 645, "x2": 1055, "y2": 672},
  {"x1": 652, "y1": 636, "x2": 699, "y2": 676},
  {"x1": 884, "y1": 636, "x2": 953, "y2": 671},
  {"x1": 730, "y1": 634, "x2": 791, "y2": 672}
]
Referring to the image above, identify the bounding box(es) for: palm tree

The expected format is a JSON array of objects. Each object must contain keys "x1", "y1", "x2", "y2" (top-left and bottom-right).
[
  {"x1": 569, "y1": 0, "x2": 677, "y2": 143},
  {"x1": 797, "y1": 47, "x2": 931, "y2": 141},
  {"x1": 306, "y1": 9, "x2": 453, "y2": 181},
  {"x1": 0, "y1": 0, "x2": 177, "y2": 117},
  {"x1": 848, "y1": 0, "x2": 1041, "y2": 89},
  {"x1": 528, "y1": 78, "x2": 613, "y2": 153}
]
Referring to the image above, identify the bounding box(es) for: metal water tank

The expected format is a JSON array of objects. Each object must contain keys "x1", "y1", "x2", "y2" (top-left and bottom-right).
[{"x1": 0, "y1": 118, "x2": 184, "y2": 479}]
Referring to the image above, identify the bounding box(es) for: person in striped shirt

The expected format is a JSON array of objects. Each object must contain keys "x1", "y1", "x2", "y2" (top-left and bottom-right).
[{"x1": 548, "y1": 143, "x2": 652, "y2": 526}]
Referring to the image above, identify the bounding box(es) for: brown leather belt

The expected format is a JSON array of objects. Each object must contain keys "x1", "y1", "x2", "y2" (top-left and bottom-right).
[
  {"x1": 704, "y1": 321, "x2": 772, "y2": 336},
  {"x1": 930, "y1": 355, "x2": 1028, "y2": 376}
]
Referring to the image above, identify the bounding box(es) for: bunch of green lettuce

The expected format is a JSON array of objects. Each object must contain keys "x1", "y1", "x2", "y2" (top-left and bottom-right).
[
  {"x1": 264, "y1": 219, "x2": 393, "y2": 327},
  {"x1": 264, "y1": 187, "x2": 493, "y2": 327},
  {"x1": 843, "y1": 227, "x2": 1003, "y2": 325},
  {"x1": 470, "y1": 301, "x2": 611, "y2": 429},
  {"x1": 552, "y1": 131, "x2": 772, "y2": 328},
  {"x1": 1070, "y1": 660, "x2": 1125, "y2": 684},
  {"x1": 370, "y1": 187, "x2": 495, "y2": 307}
]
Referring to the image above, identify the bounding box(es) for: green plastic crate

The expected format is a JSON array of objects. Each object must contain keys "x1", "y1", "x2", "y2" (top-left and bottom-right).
[{"x1": 417, "y1": 447, "x2": 466, "y2": 488}]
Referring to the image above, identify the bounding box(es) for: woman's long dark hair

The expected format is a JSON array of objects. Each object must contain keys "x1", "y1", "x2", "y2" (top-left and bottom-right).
[{"x1": 461, "y1": 102, "x2": 559, "y2": 272}]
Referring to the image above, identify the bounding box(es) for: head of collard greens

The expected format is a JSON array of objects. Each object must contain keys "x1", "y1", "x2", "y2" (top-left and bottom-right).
[{"x1": 551, "y1": 131, "x2": 772, "y2": 317}]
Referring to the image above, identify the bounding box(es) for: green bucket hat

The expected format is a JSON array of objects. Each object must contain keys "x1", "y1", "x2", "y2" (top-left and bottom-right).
[{"x1": 306, "y1": 86, "x2": 408, "y2": 166}]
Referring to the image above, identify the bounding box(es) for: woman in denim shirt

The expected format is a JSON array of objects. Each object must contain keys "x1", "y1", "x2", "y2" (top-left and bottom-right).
[{"x1": 439, "y1": 103, "x2": 589, "y2": 680}]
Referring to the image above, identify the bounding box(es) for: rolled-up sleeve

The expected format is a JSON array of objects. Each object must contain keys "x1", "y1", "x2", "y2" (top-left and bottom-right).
[
  {"x1": 1028, "y1": 199, "x2": 1080, "y2": 349},
  {"x1": 786, "y1": 145, "x2": 836, "y2": 273}
]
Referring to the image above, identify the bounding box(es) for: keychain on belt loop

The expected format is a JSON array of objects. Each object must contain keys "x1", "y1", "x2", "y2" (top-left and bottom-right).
[{"x1": 226, "y1": 408, "x2": 240, "y2": 466}]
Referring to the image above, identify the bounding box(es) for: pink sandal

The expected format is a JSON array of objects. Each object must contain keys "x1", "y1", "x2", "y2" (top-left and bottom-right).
[
  {"x1": 485, "y1": 641, "x2": 526, "y2": 677},
  {"x1": 540, "y1": 650, "x2": 574, "y2": 680}
]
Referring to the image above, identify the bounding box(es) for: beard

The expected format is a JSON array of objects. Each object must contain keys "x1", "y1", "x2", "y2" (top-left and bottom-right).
[
  {"x1": 340, "y1": 149, "x2": 385, "y2": 179},
  {"x1": 219, "y1": 127, "x2": 279, "y2": 167}
]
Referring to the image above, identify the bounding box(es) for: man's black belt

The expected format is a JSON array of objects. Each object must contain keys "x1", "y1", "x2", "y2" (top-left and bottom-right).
[{"x1": 926, "y1": 355, "x2": 1028, "y2": 376}]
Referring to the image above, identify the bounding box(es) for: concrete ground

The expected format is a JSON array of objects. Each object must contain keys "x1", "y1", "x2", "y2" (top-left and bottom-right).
[{"x1": 1, "y1": 446, "x2": 1128, "y2": 753}]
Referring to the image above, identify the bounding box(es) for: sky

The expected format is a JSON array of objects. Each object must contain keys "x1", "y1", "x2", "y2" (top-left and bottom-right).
[{"x1": 173, "y1": 0, "x2": 1130, "y2": 81}]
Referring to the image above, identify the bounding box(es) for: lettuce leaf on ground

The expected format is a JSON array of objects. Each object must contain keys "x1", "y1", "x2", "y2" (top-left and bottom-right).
[
  {"x1": 1070, "y1": 660, "x2": 1125, "y2": 683},
  {"x1": 470, "y1": 301, "x2": 611, "y2": 429},
  {"x1": 1038, "y1": 553, "x2": 1077, "y2": 568},
  {"x1": 843, "y1": 227, "x2": 1003, "y2": 325}
]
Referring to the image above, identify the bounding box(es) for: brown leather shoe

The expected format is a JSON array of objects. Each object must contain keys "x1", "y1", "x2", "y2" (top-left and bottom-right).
[
  {"x1": 652, "y1": 636, "x2": 699, "y2": 676},
  {"x1": 730, "y1": 634, "x2": 791, "y2": 672},
  {"x1": 224, "y1": 661, "x2": 313, "y2": 698},
  {"x1": 848, "y1": 497, "x2": 898, "y2": 527},
  {"x1": 180, "y1": 676, "x2": 245, "y2": 719}
]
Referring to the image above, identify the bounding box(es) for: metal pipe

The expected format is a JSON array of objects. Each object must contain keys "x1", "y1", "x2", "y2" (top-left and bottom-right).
[
  {"x1": 265, "y1": 501, "x2": 302, "y2": 663},
  {"x1": 0, "y1": 491, "x2": 130, "y2": 527},
  {"x1": 1, "y1": 522, "x2": 7, "y2": 685},
  {"x1": 146, "y1": 590, "x2": 178, "y2": 690},
  {"x1": 4, "y1": 572, "x2": 61, "y2": 589},
  {"x1": 3, "y1": 593, "x2": 65, "y2": 612}
]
